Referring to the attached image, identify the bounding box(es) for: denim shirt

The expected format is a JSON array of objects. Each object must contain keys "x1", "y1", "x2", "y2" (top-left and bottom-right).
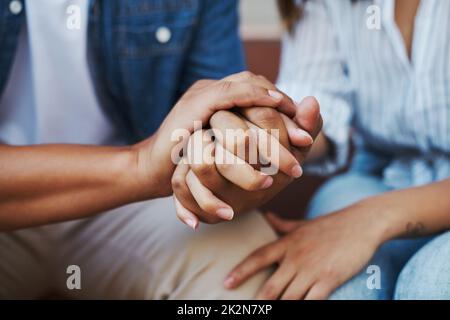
[{"x1": 0, "y1": 0, "x2": 245, "y2": 143}]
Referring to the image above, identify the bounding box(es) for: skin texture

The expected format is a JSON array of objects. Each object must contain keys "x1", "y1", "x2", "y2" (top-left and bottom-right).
[
  {"x1": 394, "y1": 0, "x2": 421, "y2": 59},
  {"x1": 225, "y1": 0, "x2": 450, "y2": 300},
  {"x1": 0, "y1": 72, "x2": 305, "y2": 231}
]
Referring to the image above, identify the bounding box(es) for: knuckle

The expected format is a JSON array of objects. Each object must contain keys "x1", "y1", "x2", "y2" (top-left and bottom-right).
[
  {"x1": 216, "y1": 162, "x2": 233, "y2": 175},
  {"x1": 261, "y1": 285, "x2": 277, "y2": 300},
  {"x1": 192, "y1": 80, "x2": 203, "y2": 88},
  {"x1": 201, "y1": 200, "x2": 219, "y2": 214},
  {"x1": 216, "y1": 80, "x2": 233, "y2": 94},
  {"x1": 251, "y1": 107, "x2": 279, "y2": 124},
  {"x1": 230, "y1": 132, "x2": 249, "y2": 156},
  {"x1": 210, "y1": 110, "x2": 229, "y2": 125},
  {"x1": 246, "y1": 176, "x2": 263, "y2": 191},
  {"x1": 171, "y1": 175, "x2": 185, "y2": 191},
  {"x1": 192, "y1": 79, "x2": 210, "y2": 88},
  {"x1": 250, "y1": 249, "x2": 268, "y2": 262},
  {"x1": 313, "y1": 290, "x2": 328, "y2": 300},
  {"x1": 239, "y1": 70, "x2": 254, "y2": 80},
  {"x1": 257, "y1": 74, "x2": 271, "y2": 84},
  {"x1": 248, "y1": 85, "x2": 264, "y2": 99},
  {"x1": 321, "y1": 266, "x2": 338, "y2": 281},
  {"x1": 283, "y1": 293, "x2": 298, "y2": 300},
  {"x1": 189, "y1": 80, "x2": 201, "y2": 91},
  {"x1": 191, "y1": 162, "x2": 215, "y2": 178}
]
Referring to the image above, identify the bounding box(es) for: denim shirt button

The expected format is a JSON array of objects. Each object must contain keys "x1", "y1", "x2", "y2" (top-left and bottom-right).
[
  {"x1": 9, "y1": 0, "x2": 23, "y2": 15},
  {"x1": 155, "y1": 26, "x2": 171, "y2": 44}
]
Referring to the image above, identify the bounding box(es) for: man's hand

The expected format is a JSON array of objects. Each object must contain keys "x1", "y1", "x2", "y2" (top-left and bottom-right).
[{"x1": 171, "y1": 96, "x2": 322, "y2": 228}]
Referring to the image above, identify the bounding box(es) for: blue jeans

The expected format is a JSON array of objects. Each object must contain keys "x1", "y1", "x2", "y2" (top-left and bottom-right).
[{"x1": 306, "y1": 172, "x2": 450, "y2": 299}]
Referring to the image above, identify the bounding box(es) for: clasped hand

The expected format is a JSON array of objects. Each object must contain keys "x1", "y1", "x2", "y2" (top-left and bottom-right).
[{"x1": 168, "y1": 72, "x2": 322, "y2": 228}]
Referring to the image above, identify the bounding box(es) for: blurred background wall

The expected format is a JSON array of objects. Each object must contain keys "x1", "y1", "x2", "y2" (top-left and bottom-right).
[{"x1": 240, "y1": 0, "x2": 282, "y2": 83}]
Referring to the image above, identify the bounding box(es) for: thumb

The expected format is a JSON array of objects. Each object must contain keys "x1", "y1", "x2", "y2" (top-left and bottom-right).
[
  {"x1": 264, "y1": 212, "x2": 304, "y2": 235},
  {"x1": 294, "y1": 96, "x2": 322, "y2": 138}
]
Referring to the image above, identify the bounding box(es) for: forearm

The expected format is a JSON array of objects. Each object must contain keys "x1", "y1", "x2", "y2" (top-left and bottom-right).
[
  {"x1": 0, "y1": 143, "x2": 152, "y2": 231},
  {"x1": 352, "y1": 178, "x2": 450, "y2": 244}
]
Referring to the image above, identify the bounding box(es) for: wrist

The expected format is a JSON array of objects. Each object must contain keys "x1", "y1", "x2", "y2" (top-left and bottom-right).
[
  {"x1": 333, "y1": 197, "x2": 394, "y2": 250},
  {"x1": 109, "y1": 146, "x2": 151, "y2": 203},
  {"x1": 353, "y1": 195, "x2": 404, "y2": 245},
  {"x1": 127, "y1": 136, "x2": 162, "y2": 201},
  {"x1": 130, "y1": 134, "x2": 174, "y2": 200}
]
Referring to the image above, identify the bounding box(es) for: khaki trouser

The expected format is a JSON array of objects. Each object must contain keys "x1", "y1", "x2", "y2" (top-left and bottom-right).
[{"x1": 0, "y1": 197, "x2": 277, "y2": 299}]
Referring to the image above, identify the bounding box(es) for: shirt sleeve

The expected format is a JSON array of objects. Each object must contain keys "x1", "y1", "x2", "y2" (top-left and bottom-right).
[
  {"x1": 177, "y1": 0, "x2": 246, "y2": 95},
  {"x1": 276, "y1": 0, "x2": 354, "y2": 175}
]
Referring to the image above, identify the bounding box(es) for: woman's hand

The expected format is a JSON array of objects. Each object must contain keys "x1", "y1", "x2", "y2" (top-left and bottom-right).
[{"x1": 224, "y1": 204, "x2": 385, "y2": 300}]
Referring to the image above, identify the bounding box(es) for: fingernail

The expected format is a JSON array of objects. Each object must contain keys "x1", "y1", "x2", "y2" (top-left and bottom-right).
[
  {"x1": 297, "y1": 98, "x2": 320, "y2": 120},
  {"x1": 296, "y1": 129, "x2": 314, "y2": 145},
  {"x1": 260, "y1": 176, "x2": 273, "y2": 189},
  {"x1": 224, "y1": 276, "x2": 235, "y2": 288},
  {"x1": 291, "y1": 164, "x2": 303, "y2": 178},
  {"x1": 186, "y1": 218, "x2": 198, "y2": 230},
  {"x1": 268, "y1": 90, "x2": 283, "y2": 101},
  {"x1": 216, "y1": 207, "x2": 234, "y2": 220}
]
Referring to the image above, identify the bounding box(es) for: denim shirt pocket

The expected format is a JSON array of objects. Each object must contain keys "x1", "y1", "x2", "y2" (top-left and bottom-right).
[
  {"x1": 113, "y1": 1, "x2": 198, "y2": 59},
  {"x1": 100, "y1": 0, "x2": 200, "y2": 139}
]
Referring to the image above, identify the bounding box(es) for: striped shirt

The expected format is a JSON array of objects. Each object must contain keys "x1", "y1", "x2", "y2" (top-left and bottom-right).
[{"x1": 277, "y1": 0, "x2": 450, "y2": 189}]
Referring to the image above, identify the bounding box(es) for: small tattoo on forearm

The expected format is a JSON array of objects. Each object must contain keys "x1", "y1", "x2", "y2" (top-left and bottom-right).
[{"x1": 405, "y1": 222, "x2": 426, "y2": 237}]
